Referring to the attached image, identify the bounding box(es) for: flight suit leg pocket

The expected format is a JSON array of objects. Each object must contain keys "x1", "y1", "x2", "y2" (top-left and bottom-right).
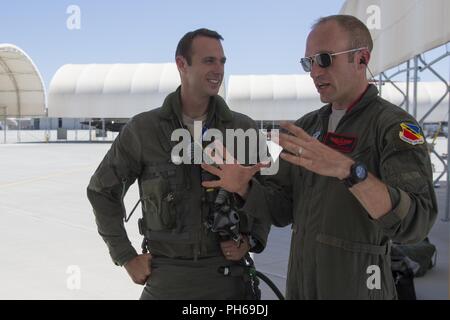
[{"x1": 315, "y1": 233, "x2": 395, "y2": 299}]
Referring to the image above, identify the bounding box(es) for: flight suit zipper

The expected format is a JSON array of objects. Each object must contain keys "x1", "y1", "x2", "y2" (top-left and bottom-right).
[{"x1": 300, "y1": 115, "x2": 328, "y2": 298}]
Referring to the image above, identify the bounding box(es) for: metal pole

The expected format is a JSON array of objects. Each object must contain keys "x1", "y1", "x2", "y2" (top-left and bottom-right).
[
  {"x1": 17, "y1": 118, "x2": 21, "y2": 143},
  {"x1": 444, "y1": 62, "x2": 450, "y2": 221},
  {"x1": 413, "y1": 55, "x2": 419, "y2": 120},
  {"x1": 74, "y1": 118, "x2": 78, "y2": 141},
  {"x1": 44, "y1": 108, "x2": 49, "y2": 143},
  {"x1": 102, "y1": 118, "x2": 106, "y2": 141},
  {"x1": 406, "y1": 60, "x2": 410, "y2": 114},
  {"x1": 89, "y1": 118, "x2": 92, "y2": 142},
  {"x1": 378, "y1": 74, "x2": 382, "y2": 96},
  {"x1": 1, "y1": 106, "x2": 5, "y2": 144}
]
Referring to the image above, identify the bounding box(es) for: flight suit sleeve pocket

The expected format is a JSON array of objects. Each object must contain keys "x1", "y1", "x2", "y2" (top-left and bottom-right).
[
  {"x1": 141, "y1": 176, "x2": 177, "y2": 231},
  {"x1": 384, "y1": 166, "x2": 428, "y2": 194},
  {"x1": 89, "y1": 163, "x2": 121, "y2": 193}
]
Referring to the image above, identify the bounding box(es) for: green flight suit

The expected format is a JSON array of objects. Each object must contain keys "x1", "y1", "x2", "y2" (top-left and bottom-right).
[
  {"x1": 87, "y1": 87, "x2": 270, "y2": 300},
  {"x1": 243, "y1": 85, "x2": 438, "y2": 299}
]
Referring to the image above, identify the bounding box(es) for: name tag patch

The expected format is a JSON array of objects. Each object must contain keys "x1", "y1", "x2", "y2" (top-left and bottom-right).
[{"x1": 323, "y1": 132, "x2": 357, "y2": 153}]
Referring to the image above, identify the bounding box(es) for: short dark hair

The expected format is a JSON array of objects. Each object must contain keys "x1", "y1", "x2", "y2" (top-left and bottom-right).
[
  {"x1": 312, "y1": 15, "x2": 373, "y2": 61},
  {"x1": 175, "y1": 28, "x2": 224, "y2": 65}
]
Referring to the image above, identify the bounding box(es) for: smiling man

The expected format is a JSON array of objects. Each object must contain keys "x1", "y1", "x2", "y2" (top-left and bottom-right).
[
  {"x1": 87, "y1": 28, "x2": 270, "y2": 300},
  {"x1": 202, "y1": 15, "x2": 438, "y2": 299}
]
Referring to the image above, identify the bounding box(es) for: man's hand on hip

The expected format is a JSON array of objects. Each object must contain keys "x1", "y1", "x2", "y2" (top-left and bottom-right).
[{"x1": 124, "y1": 253, "x2": 152, "y2": 285}]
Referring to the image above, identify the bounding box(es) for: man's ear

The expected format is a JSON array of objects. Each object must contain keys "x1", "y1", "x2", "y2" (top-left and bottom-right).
[
  {"x1": 359, "y1": 50, "x2": 370, "y2": 67},
  {"x1": 176, "y1": 56, "x2": 187, "y2": 74}
]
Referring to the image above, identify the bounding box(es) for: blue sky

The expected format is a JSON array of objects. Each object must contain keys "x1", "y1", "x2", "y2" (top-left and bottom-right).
[
  {"x1": 1, "y1": 0, "x2": 447, "y2": 89},
  {"x1": 0, "y1": 0, "x2": 344, "y2": 88}
]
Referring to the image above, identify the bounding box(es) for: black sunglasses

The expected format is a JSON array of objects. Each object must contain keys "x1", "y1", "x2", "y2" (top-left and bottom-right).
[{"x1": 300, "y1": 47, "x2": 367, "y2": 72}]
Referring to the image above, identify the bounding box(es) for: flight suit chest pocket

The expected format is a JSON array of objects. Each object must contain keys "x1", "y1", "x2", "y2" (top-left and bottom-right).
[{"x1": 141, "y1": 164, "x2": 181, "y2": 231}]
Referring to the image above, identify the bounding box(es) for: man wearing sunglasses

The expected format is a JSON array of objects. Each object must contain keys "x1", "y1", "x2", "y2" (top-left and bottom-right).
[{"x1": 202, "y1": 15, "x2": 437, "y2": 299}]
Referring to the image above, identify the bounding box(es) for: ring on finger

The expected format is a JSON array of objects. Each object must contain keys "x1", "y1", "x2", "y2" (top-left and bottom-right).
[{"x1": 297, "y1": 146, "x2": 304, "y2": 157}]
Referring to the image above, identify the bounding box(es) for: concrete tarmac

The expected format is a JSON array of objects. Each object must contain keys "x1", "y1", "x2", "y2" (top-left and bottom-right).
[{"x1": 0, "y1": 143, "x2": 448, "y2": 299}]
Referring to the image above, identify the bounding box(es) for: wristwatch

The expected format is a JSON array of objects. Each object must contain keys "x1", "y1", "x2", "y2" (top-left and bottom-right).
[{"x1": 342, "y1": 161, "x2": 368, "y2": 188}]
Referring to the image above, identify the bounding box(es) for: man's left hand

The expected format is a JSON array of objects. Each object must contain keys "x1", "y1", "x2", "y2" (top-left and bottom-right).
[
  {"x1": 220, "y1": 235, "x2": 251, "y2": 261},
  {"x1": 278, "y1": 122, "x2": 354, "y2": 179}
]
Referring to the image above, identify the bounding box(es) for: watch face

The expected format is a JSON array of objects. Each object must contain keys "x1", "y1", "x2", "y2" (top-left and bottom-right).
[{"x1": 355, "y1": 165, "x2": 366, "y2": 179}]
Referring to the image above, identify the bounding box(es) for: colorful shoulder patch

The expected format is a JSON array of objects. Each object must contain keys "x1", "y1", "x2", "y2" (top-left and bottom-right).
[{"x1": 399, "y1": 122, "x2": 424, "y2": 145}]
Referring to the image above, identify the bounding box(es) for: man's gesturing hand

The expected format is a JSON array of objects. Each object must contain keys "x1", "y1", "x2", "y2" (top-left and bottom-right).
[
  {"x1": 200, "y1": 140, "x2": 269, "y2": 198},
  {"x1": 201, "y1": 162, "x2": 266, "y2": 198},
  {"x1": 277, "y1": 122, "x2": 354, "y2": 180}
]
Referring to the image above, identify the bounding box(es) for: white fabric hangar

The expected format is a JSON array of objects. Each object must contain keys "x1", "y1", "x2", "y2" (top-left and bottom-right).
[
  {"x1": 227, "y1": 74, "x2": 449, "y2": 122},
  {"x1": 226, "y1": 75, "x2": 321, "y2": 121},
  {"x1": 0, "y1": 44, "x2": 46, "y2": 117},
  {"x1": 48, "y1": 63, "x2": 226, "y2": 118},
  {"x1": 48, "y1": 63, "x2": 180, "y2": 118},
  {"x1": 340, "y1": 0, "x2": 450, "y2": 76}
]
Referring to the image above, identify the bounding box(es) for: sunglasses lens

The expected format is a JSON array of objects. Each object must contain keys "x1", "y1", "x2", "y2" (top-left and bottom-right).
[
  {"x1": 300, "y1": 58, "x2": 312, "y2": 72},
  {"x1": 317, "y1": 53, "x2": 332, "y2": 68}
]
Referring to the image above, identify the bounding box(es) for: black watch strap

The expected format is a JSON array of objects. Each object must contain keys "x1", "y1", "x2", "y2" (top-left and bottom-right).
[{"x1": 342, "y1": 175, "x2": 356, "y2": 188}]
